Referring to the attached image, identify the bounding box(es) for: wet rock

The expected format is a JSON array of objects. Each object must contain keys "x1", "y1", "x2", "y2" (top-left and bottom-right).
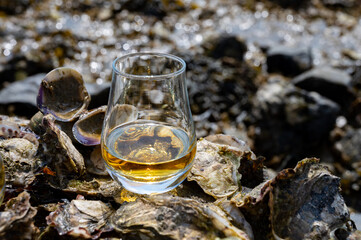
[
  {"x1": 121, "y1": 0, "x2": 166, "y2": 19},
  {"x1": 292, "y1": 66, "x2": 354, "y2": 106},
  {"x1": 46, "y1": 198, "x2": 114, "y2": 239},
  {"x1": 334, "y1": 127, "x2": 361, "y2": 166},
  {"x1": 0, "y1": 74, "x2": 45, "y2": 117},
  {"x1": 266, "y1": 46, "x2": 312, "y2": 77},
  {"x1": 0, "y1": 191, "x2": 38, "y2": 240},
  {"x1": 112, "y1": 195, "x2": 252, "y2": 240},
  {"x1": 0, "y1": 0, "x2": 31, "y2": 14},
  {"x1": 0, "y1": 138, "x2": 37, "y2": 188},
  {"x1": 86, "y1": 82, "x2": 110, "y2": 109},
  {"x1": 235, "y1": 158, "x2": 350, "y2": 240},
  {"x1": 252, "y1": 77, "x2": 340, "y2": 166},
  {"x1": 207, "y1": 36, "x2": 247, "y2": 61},
  {"x1": 333, "y1": 127, "x2": 361, "y2": 193},
  {"x1": 322, "y1": 0, "x2": 356, "y2": 7},
  {"x1": 269, "y1": 0, "x2": 309, "y2": 9}
]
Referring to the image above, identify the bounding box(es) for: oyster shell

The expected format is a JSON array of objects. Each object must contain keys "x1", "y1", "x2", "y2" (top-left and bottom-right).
[
  {"x1": 0, "y1": 138, "x2": 37, "y2": 188},
  {"x1": 86, "y1": 145, "x2": 108, "y2": 176},
  {"x1": 188, "y1": 134, "x2": 259, "y2": 199},
  {"x1": 46, "y1": 198, "x2": 114, "y2": 239},
  {"x1": 63, "y1": 177, "x2": 122, "y2": 199},
  {"x1": 37, "y1": 67, "x2": 90, "y2": 122},
  {"x1": 111, "y1": 195, "x2": 251, "y2": 240},
  {"x1": 0, "y1": 118, "x2": 39, "y2": 147},
  {"x1": 72, "y1": 106, "x2": 107, "y2": 146},
  {"x1": 41, "y1": 114, "x2": 85, "y2": 186},
  {"x1": 0, "y1": 191, "x2": 38, "y2": 240},
  {"x1": 235, "y1": 158, "x2": 350, "y2": 240}
]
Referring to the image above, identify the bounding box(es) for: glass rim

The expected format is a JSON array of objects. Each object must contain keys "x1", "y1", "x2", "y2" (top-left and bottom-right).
[{"x1": 112, "y1": 52, "x2": 186, "y2": 80}]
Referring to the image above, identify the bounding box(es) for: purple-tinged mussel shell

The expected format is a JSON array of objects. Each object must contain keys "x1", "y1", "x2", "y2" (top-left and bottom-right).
[
  {"x1": 37, "y1": 67, "x2": 90, "y2": 122},
  {"x1": 72, "y1": 106, "x2": 106, "y2": 146}
]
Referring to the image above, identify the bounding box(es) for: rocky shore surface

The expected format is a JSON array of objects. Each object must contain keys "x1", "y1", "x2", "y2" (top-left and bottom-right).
[{"x1": 1, "y1": 0, "x2": 361, "y2": 239}]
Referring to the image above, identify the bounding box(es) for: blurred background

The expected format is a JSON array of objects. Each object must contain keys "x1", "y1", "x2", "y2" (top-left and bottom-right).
[{"x1": 0, "y1": 0, "x2": 361, "y2": 226}]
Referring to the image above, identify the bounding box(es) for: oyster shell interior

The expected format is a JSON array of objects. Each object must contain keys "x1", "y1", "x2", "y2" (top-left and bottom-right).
[
  {"x1": 72, "y1": 106, "x2": 107, "y2": 146},
  {"x1": 37, "y1": 67, "x2": 90, "y2": 122}
]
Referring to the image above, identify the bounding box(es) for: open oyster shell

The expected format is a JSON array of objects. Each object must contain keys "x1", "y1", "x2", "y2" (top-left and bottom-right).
[
  {"x1": 72, "y1": 106, "x2": 107, "y2": 146},
  {"x1": 46, "y1": 198, "x2": 114, "y2": 239},
  {"x1": 0, "y1": 191, "x2": 38, "y2": 240},
  {"x1": 188, "y1": 134, "x2": 260, "y2": 199},
  {"x1": 112, "y1": 194, "x2": 251, "y2": 240},
  {"x1": 37, "y1": 67, "x2": 90, "y2": 122},
  {"x1": 234, "y1": 158, "x2": 350, "y2": 240}
]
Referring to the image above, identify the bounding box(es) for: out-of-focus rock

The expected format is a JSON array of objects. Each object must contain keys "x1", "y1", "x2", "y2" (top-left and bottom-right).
[
  {"x1": 266, "y1": 46, "x2": 312, "y2": 77},
  {"x1": 112, "y1": 195, "x2": 252, "y2": 240},
  {"x1": 235, "y1": 158, "x2": 350, "y2": 240},
  {"x1": 0, "y1": 138, "x2": 37, "y2": 188},
  {"x1": 0, "y1": 0, "x2": 31, "y2": 14},
  {"x1": 322, "y1": 0, "x2": 356, "y2": 7},
  {"x1": 268, "y1": 0, "x2": 309, "y2": 9},
  {"x1": 46, "y1": 198, "x2": 114, "y2": 239},
  {"x1": 0, "y1": 74, "x2": 44, "y2": 117},
  {"x1": 292, "y1": 66, "x2": 354, "y2": 106},
  {"x1": 333, "y1": 127, "x2": 361, "y2": 193},
  {"x1": 0, "y1": 191, "x2": 38, "y2": 240},
  {"x1": 252, "y1": 77, "x2": 340, "y2": 166},
  {"x1": 206, "y1": 36, "x2": 247, "y2": 61},
  {"x1": 188, "y1": 134, "x2": 263, "y2": 199}
]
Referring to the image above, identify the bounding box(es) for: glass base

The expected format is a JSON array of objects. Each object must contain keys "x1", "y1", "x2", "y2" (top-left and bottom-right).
[{"x1": 105, "y1": 164, "x2": 193, "y2": 195}]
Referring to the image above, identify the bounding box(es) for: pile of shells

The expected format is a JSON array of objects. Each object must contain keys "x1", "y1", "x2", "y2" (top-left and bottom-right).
[{"x1": 0, "y1": 67, "x2": 360, "y2": 239}]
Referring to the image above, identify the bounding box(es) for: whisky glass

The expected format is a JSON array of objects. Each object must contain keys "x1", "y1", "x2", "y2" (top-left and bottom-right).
[{"x1": 101, "y1": 53, "x2": 196, "y2": 194}]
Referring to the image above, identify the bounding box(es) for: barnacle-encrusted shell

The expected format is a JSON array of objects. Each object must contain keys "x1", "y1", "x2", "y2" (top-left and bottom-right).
[
  {"x1": 72, "y1": 106, "x2": 106, "y2": 146},
  {"x1": 235, "y1": 158, "x2": 350, "y2": 240},
  {"x1": 0, "y1": 138, "x2": 37, "y2": 188},
  {"x1": 187, "y1": 134, "x2": 259, "y2": 198},
  {"x1": 41, "y1": 114, "x2": 85, "y2": 186},
  {"x1": 46, "y1": 198, "x2": 114, "y2": 239},
  {"x1": 0, "y1": 191, "x2": 38, "y2": 239},
  {"x1": 111, "y1": 195, "x2": 251, "y2": 240},
  {"x1": 63, "y1": 177, "x2": 122, "y2": 199},
  {"x1": 37, "y1": 67, "x2": 90, "y2": 122}
]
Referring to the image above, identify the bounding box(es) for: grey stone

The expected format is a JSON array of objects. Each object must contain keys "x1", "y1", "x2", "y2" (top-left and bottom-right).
[
  {"x1": 292, "y1": 66, "x2": 354, "y2": 106},
  {"x1": 266, "y1": 46, "x2": 312, "y2": 77},
  {"x1": 252, "y1": 77, "x2": 340, "y2": 165}
]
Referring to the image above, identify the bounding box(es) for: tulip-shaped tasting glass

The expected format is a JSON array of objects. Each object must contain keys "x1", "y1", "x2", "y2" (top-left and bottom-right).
[{"x1": 101, "y1": 53, "x2": 196, "y2": 194}]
